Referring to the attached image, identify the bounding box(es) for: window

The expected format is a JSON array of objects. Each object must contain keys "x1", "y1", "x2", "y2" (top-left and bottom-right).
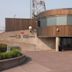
[
  {"x1": 38, "y1": 21, "x2": 40, "y2": 27},
  {"x1": 39, "y1": 18, "x2": 47, "y2": 27},
  {"x1": 67, "y1": 15, "x2": 72, "y2": 25},
  {"x1": 60, "y1": 37, "x2": 72, "y2": 50},
  {"x1": 57, "y1": 16, "x2": 67, "y2": 25},
  {"x1": 39, "y1": 15, "x2": 72, "y2": 28},
  {"x1": 47, "y1": 16, "x2": 56, "y2": 26}
]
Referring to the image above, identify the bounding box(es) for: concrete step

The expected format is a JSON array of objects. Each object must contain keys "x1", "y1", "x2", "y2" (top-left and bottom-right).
[{"x1": 0, "y1": 30, "x2": 52, "y2": 51}]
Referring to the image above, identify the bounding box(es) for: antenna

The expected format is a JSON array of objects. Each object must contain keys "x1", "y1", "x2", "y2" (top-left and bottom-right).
[{"x1": 32, "y1": 0, "x2": 46, "y2": 18}]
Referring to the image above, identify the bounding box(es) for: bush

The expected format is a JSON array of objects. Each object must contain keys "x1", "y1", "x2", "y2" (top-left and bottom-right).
[
  {"x1": 0, "y1": 44, "x2": 7, "y2": 52},
  {"x1": 11, "y1": 49, "x2": 22, "y2": 57},
  {"x1": 0, "y1": 44, "x2": 22, "y2": 60},
  {"x1": 10, "y1": 46, "x2": 21, "y2": 51},
  {"x1": 0, "y1": 49, "x2": 22, "y2": 60}
]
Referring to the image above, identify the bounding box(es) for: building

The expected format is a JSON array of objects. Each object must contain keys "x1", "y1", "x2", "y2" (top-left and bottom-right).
[
  {"x1": 5, "y1": 18, "x2": 36, "y2": 31},
  {"x1": 5, "y1": 8, "x2": 72, "y2": 51},
  {"x1": 37, "y1": 8, "x2": 72, "y2": 51}
]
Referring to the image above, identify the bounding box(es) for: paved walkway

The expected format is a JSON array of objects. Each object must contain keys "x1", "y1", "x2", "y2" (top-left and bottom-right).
[
  {"x1": 3, "y1": 51, "x2": 72, "y2": 72},
  {"x1": 3, "y1": 61, "x2": 51, "y2": 72}
]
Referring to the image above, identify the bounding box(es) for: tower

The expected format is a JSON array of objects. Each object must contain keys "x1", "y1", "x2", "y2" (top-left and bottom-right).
[{"x1": 32, "y1": 0, "x2": 46, "y2": 18}]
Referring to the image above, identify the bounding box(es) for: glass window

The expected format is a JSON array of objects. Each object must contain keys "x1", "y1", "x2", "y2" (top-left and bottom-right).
[
  {"x1": 67, "y1": 16, "x2": 72, "y2": 25},
  {"x1": 38, "y1": 21, "x2": 40, "y2": 27},
  {"x1": 60, "y1": 37, "x2": 72, "y2": 49},
  {"x1": 47, "y1": 16, "x2": 56, "y2": 26},
  {"x1": 39, "y1": 15, "x2": 68, "y2": 28},
  {"x1": 57, "y1": 16, "x2": 67, "y2": 25},
  {"x1": 47, "y1": 16, "x2": 67, "y2": 26},
  {"x1": 39, "y1": 18, "x2": 47, "y2": 27}
]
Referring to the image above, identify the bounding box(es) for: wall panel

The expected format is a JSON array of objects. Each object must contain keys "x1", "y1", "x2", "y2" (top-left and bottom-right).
[
  {"x1": 5, "y1": 18, "x2": 36, "y2": 31},
  {"x1": 38, "y1": 25, "x2": 72, "y2": 37}
]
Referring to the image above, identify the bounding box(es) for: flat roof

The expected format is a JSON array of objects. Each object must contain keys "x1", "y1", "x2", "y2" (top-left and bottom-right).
[{"x1": 38, "y1": 8, "x2": 72, "y2": 17}]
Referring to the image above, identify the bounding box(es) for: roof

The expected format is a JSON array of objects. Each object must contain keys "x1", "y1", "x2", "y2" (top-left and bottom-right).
[{"x1": 38, "y1": 8, "x2": 72, "y2": 17}]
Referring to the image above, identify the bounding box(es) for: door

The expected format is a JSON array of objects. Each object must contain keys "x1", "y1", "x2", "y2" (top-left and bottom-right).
[{"x1": 60, "y1": 37, "x2": 72, "y2": 51}]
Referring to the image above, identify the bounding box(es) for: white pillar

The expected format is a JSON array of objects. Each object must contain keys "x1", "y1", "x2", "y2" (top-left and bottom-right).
[
  {"x1": 20, "y1": 34, "x2": 23, "y2": 39},
  {"x1": 56, "y1": 37, "x2": 60, "y2": 52},
  {"x1": 7, "y1": 46, "x2": 10, "y2": 52}
]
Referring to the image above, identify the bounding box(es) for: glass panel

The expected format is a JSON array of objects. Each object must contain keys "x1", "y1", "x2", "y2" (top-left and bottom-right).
[
  {"x1": 39, "y1": 15, "x2": 68, "y2": 27},
  {"x1": 38, "y1": 21, "x2": 40, "y2": 27},
  {"x1": 60, "y1": 37, "x2": 72, "y2": 50},
  {"x1": 40, "y1": 18, "x2": 47, "y2": 27},
  {"x1": 67, "y1": 15, "x2": 72, "y2": 25},
  {"x1": 57, "y1": 16, "x2": 67, "y2": 25},
  {"x1": 47, "y1": 16, "x2": 56, "y2": 26}
]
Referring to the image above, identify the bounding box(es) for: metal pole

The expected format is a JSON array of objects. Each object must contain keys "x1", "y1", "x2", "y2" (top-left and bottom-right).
[
  {"x1": 14, "y1": 14, "x2": 16, "y2": 31},
  {"x1": 30, "y1": 0, "x2": 32, "y2": 18}
]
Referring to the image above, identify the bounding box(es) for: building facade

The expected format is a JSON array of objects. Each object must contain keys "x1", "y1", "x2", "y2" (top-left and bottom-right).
[
  {"x1": 37, "y1": 8, "x2": 72, "y2": 51},
  {"x1": 5, "y1": 8, "x2": 72, "y2": 51}
]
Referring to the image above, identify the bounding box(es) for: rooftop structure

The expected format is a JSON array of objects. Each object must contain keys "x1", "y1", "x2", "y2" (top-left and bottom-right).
[{"x1": 32, "y1": 0, "x2": 46, "y2": 17}]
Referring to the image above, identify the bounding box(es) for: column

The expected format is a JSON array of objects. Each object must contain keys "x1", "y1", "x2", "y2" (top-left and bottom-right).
[{"x1": 56, "y1": 37, "x2": 60, "y2": 52}]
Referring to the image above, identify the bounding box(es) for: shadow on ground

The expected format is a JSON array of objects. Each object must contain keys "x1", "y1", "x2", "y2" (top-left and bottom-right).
[{"x1": 22, "y1": 55, "x2": 32, "y2": 65}]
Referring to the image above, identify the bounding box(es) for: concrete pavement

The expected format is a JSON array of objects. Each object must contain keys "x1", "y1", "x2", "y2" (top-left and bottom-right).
[{"x1": 3, "y1": 51, "x2": 72, "y2": 72}]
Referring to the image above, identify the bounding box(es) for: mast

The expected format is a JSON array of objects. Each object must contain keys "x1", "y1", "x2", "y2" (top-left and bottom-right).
[{"x1": 32, "y1": 0, "x2": 46, "y2": 18}]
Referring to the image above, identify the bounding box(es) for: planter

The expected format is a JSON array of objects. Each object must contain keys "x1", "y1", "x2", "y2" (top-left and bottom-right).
[{"x1": 0, "y1": 55, "x2": 26, "y2": 71}]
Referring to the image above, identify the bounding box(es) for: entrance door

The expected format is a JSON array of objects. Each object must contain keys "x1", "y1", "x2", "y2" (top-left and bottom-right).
[{"x1": 60, "y1": 37, "x2": 72, "y2": 51}]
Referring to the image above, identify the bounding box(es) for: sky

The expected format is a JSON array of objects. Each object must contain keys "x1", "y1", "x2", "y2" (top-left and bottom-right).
[{"x1": 0, "y1": 0, "x2": 72, "y2": 31}]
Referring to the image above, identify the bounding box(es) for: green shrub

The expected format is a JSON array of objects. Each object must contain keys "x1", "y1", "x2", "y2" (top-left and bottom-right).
[
  {"x1": 11, "y1": 49, "x2": 22, "y2": 57},
  {"x1": 10, "y1": 46, "x2": 21, "y2": 51},
  {"x1": 0, "y1": 44, "x2": 22, "y2": 60},
  {"x1": 0, "y1": 44, "x2": 7, "y2": 52},
  {"x1": 0, "y1": 49, "x2": 22, "y2": 60}
]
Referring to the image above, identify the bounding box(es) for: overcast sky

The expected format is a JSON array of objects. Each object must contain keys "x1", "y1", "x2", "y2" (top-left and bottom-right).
[{"x1": 0, "y1": 0, "x2": 72, "y2": 31}]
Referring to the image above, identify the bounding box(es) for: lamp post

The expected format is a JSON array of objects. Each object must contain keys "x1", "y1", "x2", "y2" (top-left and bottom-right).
[{"x1": 29, "y1": 26, "x2": 32, "y2": 33}]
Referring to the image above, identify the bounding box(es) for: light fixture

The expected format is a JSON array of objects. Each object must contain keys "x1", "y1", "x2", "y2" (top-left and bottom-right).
[
  {"x1": 29, "y1": 26, "x2": 32, "y2": 32},
  {"x1": 56, "y1": 27, "x2": 59, "y2": 32}
]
